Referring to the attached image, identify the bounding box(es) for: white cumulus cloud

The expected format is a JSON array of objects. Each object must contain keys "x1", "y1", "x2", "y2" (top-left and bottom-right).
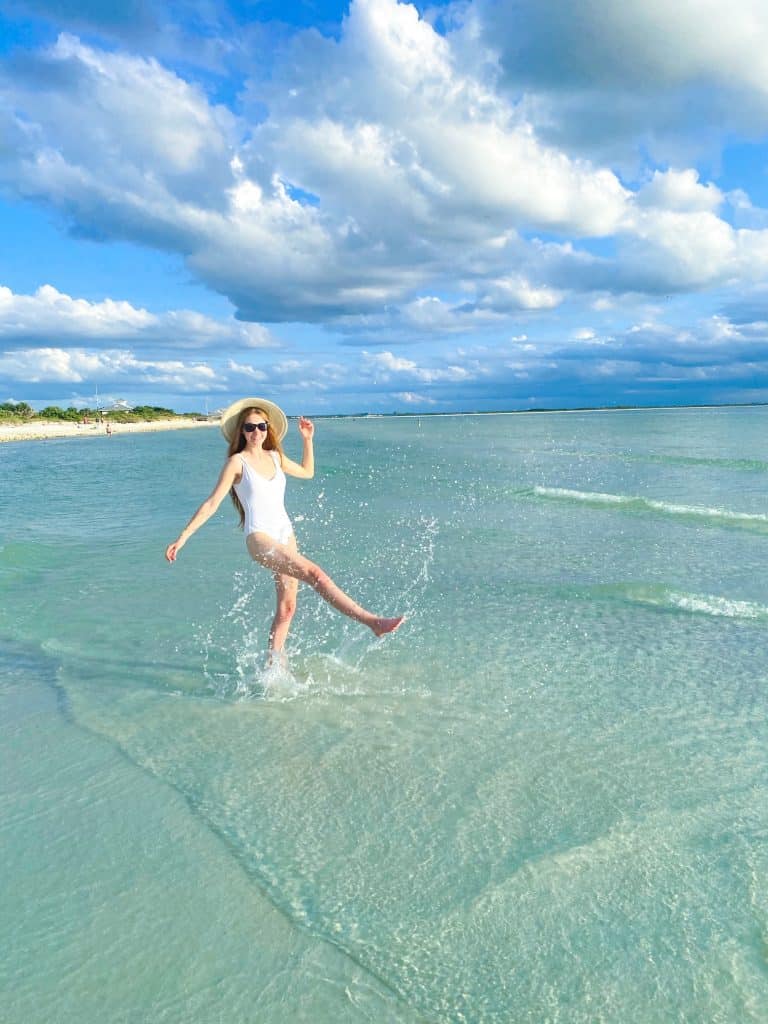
[
  {"x1": 0, "y1": 284, "x2": 277, "y2": 349},
  {"x1": 636, "y1": 169, "x2": 723, "y2": 213},
  {"x1": 0, "y1": 2, "x2": 636, "y2": 326},
  {"x1": 392, "y1": 391, "x2": 436, "y2": 404},
  {"x1": 481, "y1": 0, "x2": 768, "y2": 163},
  {"x1": 0, "y1": 347, "x2": 223, "y2": 390}
]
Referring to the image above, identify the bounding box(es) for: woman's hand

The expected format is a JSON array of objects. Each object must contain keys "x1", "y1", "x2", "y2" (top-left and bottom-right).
[
  {"x1": 165, "y1": 538, "x2": 185, "y2": 562},
  {"x1": 298, "y1": 416, "x2": 315, "y2": 440}
]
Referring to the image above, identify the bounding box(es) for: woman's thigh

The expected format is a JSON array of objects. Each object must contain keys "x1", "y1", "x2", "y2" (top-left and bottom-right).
[
  {"x1": 247, "y1": 531, "x2": 318, "y2": 583},
  {"x1": 272, "y1": 536, "x2": 299, "y2": 603}
]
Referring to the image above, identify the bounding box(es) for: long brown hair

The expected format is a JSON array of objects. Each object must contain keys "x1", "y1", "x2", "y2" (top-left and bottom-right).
[{"x1": 228, "y1": 406, "x2": 285, "y2": 529}]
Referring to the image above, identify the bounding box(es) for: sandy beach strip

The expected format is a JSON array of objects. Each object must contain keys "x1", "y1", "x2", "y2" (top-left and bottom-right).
[{"x1": 0, "y1": 417, "x2": 220, "y2": 444}]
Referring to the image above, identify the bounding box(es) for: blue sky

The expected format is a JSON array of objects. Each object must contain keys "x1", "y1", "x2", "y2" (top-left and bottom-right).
[{"x1": 3, "y1": 0, "x2": 768, "y2": 414}]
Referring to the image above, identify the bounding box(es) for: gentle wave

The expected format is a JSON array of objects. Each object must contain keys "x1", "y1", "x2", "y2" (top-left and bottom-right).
[
  {"x1": 610, "y1": 584, "x2": 768, "y2": 621},
  {"x1": 640, "y1": 453, "x2": 768, "y2": 472},
  {"x1": 557, "y1": 449, "x2": 768, "y2": 472},
  {"x1": 533, "y1": 486, "x2": 768, "y2": 530}
]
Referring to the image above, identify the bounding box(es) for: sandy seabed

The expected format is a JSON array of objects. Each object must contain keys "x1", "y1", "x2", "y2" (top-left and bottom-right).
[{"x1": 0, "y1": 418, "x2": 220, "y2": 444}]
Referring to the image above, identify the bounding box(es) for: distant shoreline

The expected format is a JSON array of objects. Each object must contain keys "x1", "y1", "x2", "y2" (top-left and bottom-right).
[
  {"x1": 316, "y1": 401, "x2": 768, "y2": 420},
  {"x1": 0, "y1": 417, "x2": 219, "y2": 444},
  {"x1": 2, "y1": 400, "x2": 765, "y2": 444}
]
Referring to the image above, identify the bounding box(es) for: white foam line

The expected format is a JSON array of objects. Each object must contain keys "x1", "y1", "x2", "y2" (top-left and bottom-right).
[
  {"x1": 645, "y1": 499, "x2": 768, "y2": 523},
  {"x1": 535, "y1": 486, "x2": 631, "y2": 505},
  {"x1": 605, "y1": 584, "x2": 768, "y2": 621},
  {"x1": 661, "y1": 591, "x2": 768, "y2": 620},
  {"x1": 534, "y1": 487, "x2": 768, "y2": 524}
]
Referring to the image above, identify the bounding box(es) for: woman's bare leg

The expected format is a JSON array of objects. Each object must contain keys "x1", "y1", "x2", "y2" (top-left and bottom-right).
[
  {"x1": 270, "y1": 571, "x2": 298, "y2": 654},
  {"x1": 269, "y1": 537, "x2": 299, "y2": 654},
  {"x1": 247, "y1": 532, "x2": 404, "y2": 636}
]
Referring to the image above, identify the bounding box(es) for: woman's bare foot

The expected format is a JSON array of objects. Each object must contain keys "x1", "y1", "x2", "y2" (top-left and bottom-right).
[{"x1": 371, "y1": 615, "x2": 405, "y2": 637}]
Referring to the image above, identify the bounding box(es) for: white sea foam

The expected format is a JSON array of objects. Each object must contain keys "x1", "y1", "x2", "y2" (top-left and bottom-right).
[
  {"x1": 645, "y1": 498, "x2": 768, "y2": 523},
  {"x1": 534, "y1": 486, "x2": 768, "y2": 525},
  {"x1": 629, "y1": 587, "x2": 768, "y2": 621},
  {"x1": 535, "y1": 486, "x2": 631, "y2": 505},
  {"x1": 665, "y1": 592, "x2": 767, "y2": 619}
]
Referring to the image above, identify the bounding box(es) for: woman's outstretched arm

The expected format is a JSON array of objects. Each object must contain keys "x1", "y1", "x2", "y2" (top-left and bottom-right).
[
  {"x1": 165, "y1": 456, "x2": 240, "y2": 562},
  {"x1": 281, "y1": 416, "x2": 315, "y2": 479}
]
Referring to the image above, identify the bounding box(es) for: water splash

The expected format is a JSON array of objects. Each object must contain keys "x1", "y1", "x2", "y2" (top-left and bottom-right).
[{"x1": 194, "y1": 512, "x2": 438, "y2": 700}]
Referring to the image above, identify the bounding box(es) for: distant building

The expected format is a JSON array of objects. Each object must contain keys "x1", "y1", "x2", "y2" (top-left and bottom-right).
[{"x1": 102, "y1": 399, "x2": 133, "y2": 413}]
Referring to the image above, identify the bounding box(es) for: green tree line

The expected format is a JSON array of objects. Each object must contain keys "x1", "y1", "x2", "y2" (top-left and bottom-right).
[{"x1": 0, "y1": 402, "x2": 195, "y2": 424}]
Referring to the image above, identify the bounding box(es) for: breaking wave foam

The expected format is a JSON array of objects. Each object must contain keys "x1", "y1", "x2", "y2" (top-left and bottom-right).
[
  {"x1": 621, "y1": 585, "x2": 768, "y2": 621},
  {"x1": 534, "y1": 487, "x2": 768, "y2": 530}
]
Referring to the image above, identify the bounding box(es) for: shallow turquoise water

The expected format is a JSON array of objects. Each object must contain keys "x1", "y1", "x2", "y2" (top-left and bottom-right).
[{"x1": 2, "y1": 408, "x2": 768, "y2": 1022}]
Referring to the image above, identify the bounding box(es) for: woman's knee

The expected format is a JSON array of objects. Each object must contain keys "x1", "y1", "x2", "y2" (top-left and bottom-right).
[{"x1": 276, "y1": 594, "x2": 297, "y2": 621}]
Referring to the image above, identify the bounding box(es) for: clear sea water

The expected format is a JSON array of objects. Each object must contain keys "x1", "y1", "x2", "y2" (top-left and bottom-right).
[{"x1": 2, "y1": 407, "x2": 768, "y2": 1023}]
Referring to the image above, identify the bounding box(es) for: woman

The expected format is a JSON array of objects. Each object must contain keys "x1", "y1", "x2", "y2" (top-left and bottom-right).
[{"x1": 165, "y1": 397, "x2": 404, "y2": 657}]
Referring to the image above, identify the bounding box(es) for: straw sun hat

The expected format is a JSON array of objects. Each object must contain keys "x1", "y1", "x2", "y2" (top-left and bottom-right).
[{"x1": 219, "y1": 397, "x2": 289, "y2": 443}]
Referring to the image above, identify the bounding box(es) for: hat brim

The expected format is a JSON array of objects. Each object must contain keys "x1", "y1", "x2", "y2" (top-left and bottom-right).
[{"x1": 219, "y1": 397, "x2": 288, "y2": 443}]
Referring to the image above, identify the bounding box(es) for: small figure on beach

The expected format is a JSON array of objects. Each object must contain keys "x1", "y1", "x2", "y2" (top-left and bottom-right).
[
  {"x1": 165, "y1": 397, "x2": 404, "y2": 658},
  {"x1": 106, "y1": 421, "x2": 112, "y2": 436}
]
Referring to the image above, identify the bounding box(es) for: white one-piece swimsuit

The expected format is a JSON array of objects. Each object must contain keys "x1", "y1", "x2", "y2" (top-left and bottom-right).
[{"x1": 234, "y1": 451, "x2": 294, "y2": 545}]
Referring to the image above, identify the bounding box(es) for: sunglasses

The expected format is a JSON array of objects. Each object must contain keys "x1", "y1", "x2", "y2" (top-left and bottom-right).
[{"x1": 243, "y1": 421, "x2": 269, "y2": 433}]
